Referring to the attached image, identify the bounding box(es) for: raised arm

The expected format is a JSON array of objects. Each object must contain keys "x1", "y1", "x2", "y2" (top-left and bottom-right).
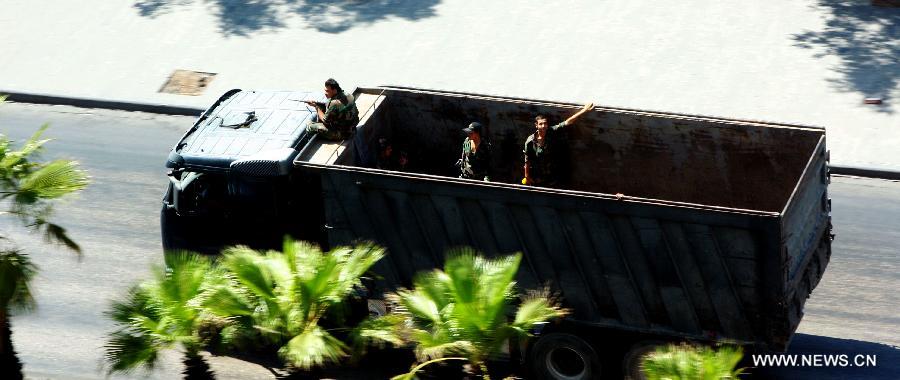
[{"x1": 564, "y1": 102, "x2": 595, "y2": 125}]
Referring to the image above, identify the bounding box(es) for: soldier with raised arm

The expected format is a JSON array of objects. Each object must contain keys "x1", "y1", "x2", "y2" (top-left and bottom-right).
[{"x1": 522, "y1": 102, "x2": 594, "y2": 187}]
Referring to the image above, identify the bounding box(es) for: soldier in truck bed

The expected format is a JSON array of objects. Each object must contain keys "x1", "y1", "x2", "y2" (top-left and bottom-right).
[
  {"x1": 458, "y1": 122, "x2": 492, "y2": 181},
  {"x1": 304, "y1": 78, "x2": 360, "y2": 141},
  {"x1": 523, "y1": 102, "x2": 594, "y2": 187}
]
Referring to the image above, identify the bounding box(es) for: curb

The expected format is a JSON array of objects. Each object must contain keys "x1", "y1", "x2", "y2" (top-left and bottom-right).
[
  {"x1": 1, "y1": 90, "x2": 205, "y2": 116},
  {"x1": 829, "y1": 165, "x2": 900, "y2": 181},
  {"x1": 4, "y1": 90, "x2": 900, "y2": 182}
]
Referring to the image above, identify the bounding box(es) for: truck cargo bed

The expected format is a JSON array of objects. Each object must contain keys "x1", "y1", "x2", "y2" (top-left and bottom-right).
[{"x1": 294, "y1": 86, "x2": 832, "y2": 351}]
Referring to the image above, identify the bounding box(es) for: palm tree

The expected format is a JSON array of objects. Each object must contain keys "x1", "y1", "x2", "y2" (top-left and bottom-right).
[
  {"x1": 640, "y1": 344, "x2": 744, "y2": 380},
  {"x1": 104, "y1": 252, "x2": 220, "y2": 380},
  {"x1": 0, "y1": 251, "x2": 36, "y2": 380},
  {"x1": 203, "y1": 238, "x2": 384, "y2": 371},
  {"x1": 0, "y1": 123, "x2": 90, "y2": 251},
  {"x1": 364, "y1": 249, "x2": 568, "y2": 380},
  {"x1": 1, "y1": 101, "x2": 90, "y2": 379}
]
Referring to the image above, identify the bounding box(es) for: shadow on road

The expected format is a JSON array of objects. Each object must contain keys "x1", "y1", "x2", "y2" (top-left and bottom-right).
[
  {"x1": 752, "y1": 333, "x2": 899, "y2": 379},
  {"x1": 133, "y1": 0, "x2": 440, "y2": 36},
  {"x1": 792, "y1": 1, "x2": 900, "y2": 113}
]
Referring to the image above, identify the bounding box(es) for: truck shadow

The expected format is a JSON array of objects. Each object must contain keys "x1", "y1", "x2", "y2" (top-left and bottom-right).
[
  {"x1": 792, "y1": 1, "x2": 900, "y2": 113},
  {"x1": 750, "y1": 333, "x2": 900, "y2": 379},
  {"x1": 133, "y1": 0, "x2": 441, "y2": 36}
]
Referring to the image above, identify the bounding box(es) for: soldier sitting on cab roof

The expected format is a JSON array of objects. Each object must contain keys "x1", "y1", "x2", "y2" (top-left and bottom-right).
[{"x1": 304, "y1": 78, "x2": 360, "y2": 141}]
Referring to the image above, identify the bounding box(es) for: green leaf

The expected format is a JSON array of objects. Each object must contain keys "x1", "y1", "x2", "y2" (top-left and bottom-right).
[
  {"x1": 103, "y1": 251, "x2": 215, "y2": 374},
  {"x1": 279, "y1": 326, "x2": 347, "y2": 369},
  {"x1": 641, "y1": 344, "x2": 745, "y2": 380},
  {"x1": 222, "y1": 247, "x2": 277, "y2": 300},
  {"x1": 17, "y1": 159, "x2": 89, "y2": 200},
  {"x1": 352, "y1": 314, "x2": 407, "y2": 348},
  {"x1": 202, "y1": 286, "x2": 254, "y2": 317},
  {"x1": 104, "y1": 330, "x2": 160, "y2": 374},
  {"x1": 387, "y1": 250, "x2": 563, "y2": 369},
  {"x1": 512, "y1": 293, "x2": 566, "y2": 328},
  {"x1": 0, "y1": 250, "x2": 37, "y2": 313},
  {"x1": 42, "y1": 222, "x2": 81, "y2": 254},
  {"x1": 398, "y1": 289, "x2": 442, "y2": 323}
]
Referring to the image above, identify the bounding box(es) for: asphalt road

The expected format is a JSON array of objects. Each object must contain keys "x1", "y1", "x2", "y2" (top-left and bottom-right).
[{"x1": 0, "y1": 103, "x2": 897, "y2": 379}]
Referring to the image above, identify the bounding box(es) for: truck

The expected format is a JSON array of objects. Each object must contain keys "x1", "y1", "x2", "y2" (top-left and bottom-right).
[{"x1": 162, "y1": 86, "x2": 833, "y2": 379}]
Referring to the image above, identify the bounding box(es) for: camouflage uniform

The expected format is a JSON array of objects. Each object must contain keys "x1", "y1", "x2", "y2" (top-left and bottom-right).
[
  {"x1": 524, "y1": 121, "x2": 567, "y2": 186},
  {"x1": 459, "y1": 137, "x2": 492, "y2": 181},
  {"x1": 306, "y1": 92, "x2": 360, "y2": 140}
]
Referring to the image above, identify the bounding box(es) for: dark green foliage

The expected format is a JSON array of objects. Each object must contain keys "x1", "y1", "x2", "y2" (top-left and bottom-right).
[
  {"x1": 0, "y1": 251, "x2": 36, "y2": 380},
  {"x1": 361, "y1": 249, "x2": 567, "y2": 380},
  {"x1": 204, "y1": 238, "x2": 384, "y2": 370},
  {"x1": 182, "y1": 352, "x2": 216, "y2": 380},
  {"x1": 1, "y1": 310, "x2": 24, "y2": 380},
  {"x1": 103, "y1": 252, "x2": 218, "y2": 377},
  {"x1": 0, "y1": 123, "x2": 90, "y2": 253},
  {"x1": 0, "y1": 97, "x2": 89, "y2": 380},
  {"x1": 641, "y1": 344, "x2": 744, "y2": 380}
]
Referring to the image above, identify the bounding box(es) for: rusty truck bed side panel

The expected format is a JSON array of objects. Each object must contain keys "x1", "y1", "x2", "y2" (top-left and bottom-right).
[{"x1": 302, "y1": 164, "x2": 786, "y2": 348}]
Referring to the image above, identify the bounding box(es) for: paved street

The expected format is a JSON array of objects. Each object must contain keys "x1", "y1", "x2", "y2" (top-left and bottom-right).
[
  {"x1": 1, "y1": 1, "x2": 898, "y2": 172},
  {"x1": 0, "y1": 103, "x2": 897, "y2": 379}
]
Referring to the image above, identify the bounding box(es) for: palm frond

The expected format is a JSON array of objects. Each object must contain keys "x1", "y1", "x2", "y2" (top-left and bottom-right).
[
  {"x1": 104, "y1": 252, "x2": 216, "y2": 375},
  {"x1": 221, "y1": 247, "x2": 277, "y2": 300},
  {"x1": 442, "y1": 250, "x2": 479, "y2": 304},
  {"x1": 106, "y1": 285, "x2": 158, "y2": 325},
  {"x1": 42, "y1": 222, "x2": 81, "y2": 254},
  {"x1": 641, "y1": 344, "x2": 744, "y2": 380},
  {"x1": 103, "y1": 330, "x2": 160, "y2": 374},
  {"x1": 201, "y1": 285, "x2": 255, "y2": 318},
  {"x1": 414, "y1": 337, "x2": 476, "y2": 361},
  {"x1": 397, "y1": 288, "x2": 442, "y2": 323},
  {"x1": 385, "y1": 250, "x2": 565, "y2": 372},
  {"x1": 390, "y1": 357, "x2": 469, "y2": 380},
  {"x1": 512, "y1": 289, "x2": 567, "y2": 330},
  {"x1": 16, "y1": 159, "x2": 89, "y2": 201},
  {"x1": 212, "y1": 238, "x2": 385, "y2": 369},
  {"x1": 478, "y1": 253, "x2": 520, "y2": 311},
  {"x1": 351, "y1": 314, "x2": 407, "y2": 349},
  {"x1": 411, "y1": 270, "x2": 451, "y2": 310},
  {"x1": 0, "y1": 250, "x2": 37, "y2": 313},
  {"x1": 279, "y1": 326, "x2": 347, "y2": 370},
  {"x1": 0, "y1": 124, "x2": 49, "y2": 171}
]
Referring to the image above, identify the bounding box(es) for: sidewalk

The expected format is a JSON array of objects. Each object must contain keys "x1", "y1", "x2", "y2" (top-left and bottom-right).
[{"x1": 1, "y1": 0, "x2": 898, "y2": 172}]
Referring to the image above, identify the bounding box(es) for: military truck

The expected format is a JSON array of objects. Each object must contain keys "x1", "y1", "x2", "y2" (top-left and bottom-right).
[{"x1": 162, "y1": 86, "x2": 833, "y2": 379}]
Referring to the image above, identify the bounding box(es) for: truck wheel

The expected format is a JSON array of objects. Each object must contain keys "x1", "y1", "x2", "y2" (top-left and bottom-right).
[
  {"x1": 530, "y1": 333, "x2": 600, "y2": 380},
  {"x1": 622, "y1": 340, "x2": 666, "y2": 380}
]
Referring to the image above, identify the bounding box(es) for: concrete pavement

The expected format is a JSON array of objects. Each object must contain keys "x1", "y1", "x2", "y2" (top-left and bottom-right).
[{"x1": 1, "y1": 0, "x2": 898, "y2": 172}]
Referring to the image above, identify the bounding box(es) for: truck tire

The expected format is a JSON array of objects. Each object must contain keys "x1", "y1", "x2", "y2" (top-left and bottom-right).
[
  {"x1": 622, "y1": 340, "x2": 666, "y2": 380},
  {"x1": 530, "y1": 333, "x2": 601, "y2": 380}
]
